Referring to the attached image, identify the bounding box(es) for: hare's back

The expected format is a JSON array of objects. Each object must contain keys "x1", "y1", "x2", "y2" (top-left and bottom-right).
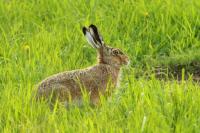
[{"x1": 38, "y1": 70, "x2": 82, "y2": 89}]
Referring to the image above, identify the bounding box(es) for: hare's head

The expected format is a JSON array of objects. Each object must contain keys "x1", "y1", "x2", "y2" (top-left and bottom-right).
[{"x1": 82, "y1": 24, "x2": 129, "y2": 68}]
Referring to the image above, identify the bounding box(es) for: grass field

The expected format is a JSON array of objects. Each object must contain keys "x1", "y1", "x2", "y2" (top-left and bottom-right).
[{"x1": 0, "y1": 0, "x2": 200, "y2": 132}]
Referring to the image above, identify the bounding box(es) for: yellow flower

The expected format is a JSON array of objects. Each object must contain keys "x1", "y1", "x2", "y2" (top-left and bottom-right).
[
  {"x1": 23, "y1": 44, "x2": 30, "y2": 51},
  {"x1": 22, "y1": 44, "x2": 31, "y2": 59},
  {"x1": 144, "y1": 12, "x2": 149, "y2": 17}
]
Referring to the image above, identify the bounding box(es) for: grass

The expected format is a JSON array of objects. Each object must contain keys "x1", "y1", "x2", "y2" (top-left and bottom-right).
[{"x1": 0, "y1": 0, "x2": 200, "y2": 132}]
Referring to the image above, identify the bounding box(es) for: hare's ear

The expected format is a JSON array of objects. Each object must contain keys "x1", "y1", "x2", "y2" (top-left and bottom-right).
[
  {"x1": 82, "y1": 26, "x2": 100, "y2": 49},
  {"x1": 89, "y1": 24, "x2": 104, "y2": 46}
]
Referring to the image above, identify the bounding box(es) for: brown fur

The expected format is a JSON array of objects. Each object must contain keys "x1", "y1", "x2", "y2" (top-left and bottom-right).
[{"x1": 36, "y1": 25, "x2": 129, "y2": 105}]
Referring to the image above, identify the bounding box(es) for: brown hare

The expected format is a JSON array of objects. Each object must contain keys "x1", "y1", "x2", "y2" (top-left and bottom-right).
[{"x1": 36, "y1": 24, "x2": 129, "y2": 105}]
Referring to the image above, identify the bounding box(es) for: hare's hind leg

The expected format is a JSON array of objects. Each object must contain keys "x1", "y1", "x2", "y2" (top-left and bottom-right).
[
  {"x1": 47, "y1": 85, "x2": 74, "y2": 109},
  {"x1": 37, "y1": 84, "x2": 70, "y2": 103},
  {"x1": 52, "y1": 85, "x2": 73, "y2": 102}
]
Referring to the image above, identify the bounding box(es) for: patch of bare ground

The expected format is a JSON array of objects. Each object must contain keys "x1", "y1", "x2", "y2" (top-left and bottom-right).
[
  {"x1": 154, "y1": 61, "x2": 200, "y2": 82},
  {"x1": 135, "y1": 61, "x2": 200, "y2": 83}
]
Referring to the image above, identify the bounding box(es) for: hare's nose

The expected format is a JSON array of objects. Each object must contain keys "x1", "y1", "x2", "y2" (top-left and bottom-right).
[{"x1": 125, "y1": 56, "x2": 129, "y2": 61}]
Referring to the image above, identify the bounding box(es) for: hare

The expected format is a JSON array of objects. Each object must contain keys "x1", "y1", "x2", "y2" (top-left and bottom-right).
[{"x1": 36, "y1": 24, "x2": 129, "y2": 105}]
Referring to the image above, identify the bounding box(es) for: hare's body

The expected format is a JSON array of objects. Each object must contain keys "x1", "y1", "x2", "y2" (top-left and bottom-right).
[
  {"x1": 37, "y1": 24, "x2": 129, "y2": 105},
  {"x1": 37, "y1": 64, "x2": 120, "y2": 104}
]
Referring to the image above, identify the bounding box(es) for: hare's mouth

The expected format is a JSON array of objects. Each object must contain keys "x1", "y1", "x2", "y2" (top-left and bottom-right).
[
  {"x1": 122, "y1": 57, "x2": 130, "y2": 66},
  {"x1": 124, "y1": 60, "x2": 130, "y2": 66},
  {"x1": 126, "y1": 60, "x2": 130, "y2": 66}
]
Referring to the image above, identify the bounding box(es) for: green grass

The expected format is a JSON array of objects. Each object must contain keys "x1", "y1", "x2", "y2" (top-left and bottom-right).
[{"x1": 0, "y1": 0, "x2": 200, "y2": 132}]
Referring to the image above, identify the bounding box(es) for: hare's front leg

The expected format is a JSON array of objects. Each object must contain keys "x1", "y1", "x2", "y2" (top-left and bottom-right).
[{"x1": 90, "y1": 92, "x2": 100, "y2": 106}]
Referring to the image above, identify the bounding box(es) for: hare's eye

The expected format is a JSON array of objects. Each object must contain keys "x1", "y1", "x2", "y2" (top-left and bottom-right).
[
  {"x1": 112, "y1": 49, "x2": 124, "y2": 55},
  {"x1": 118, "y1": 51, "x2": 123, "y2": 55},
  {"x1": 112, "y1": 50, "x2": 119, "y2": 55}
]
